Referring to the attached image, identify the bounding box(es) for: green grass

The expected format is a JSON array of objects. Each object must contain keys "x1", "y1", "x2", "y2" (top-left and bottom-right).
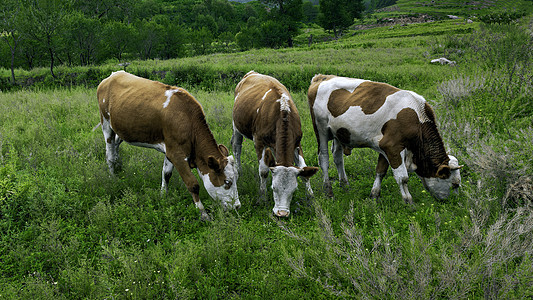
[
  {"x1": 375, "y1": 0, "x2": 533, "y2": 18},
  {"x1": 1, "y1": 12, "x2": 533, "y2": 299}
]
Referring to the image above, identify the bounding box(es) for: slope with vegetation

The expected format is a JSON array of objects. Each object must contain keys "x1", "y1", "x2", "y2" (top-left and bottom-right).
[{"x1": 1, "y1": 0, "x2": 533, "y2": 298}]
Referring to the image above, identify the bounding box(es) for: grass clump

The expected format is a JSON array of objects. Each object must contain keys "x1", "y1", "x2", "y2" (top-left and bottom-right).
[{"x1": 282, "y1": 198, "x2": 533, "y2": 299}]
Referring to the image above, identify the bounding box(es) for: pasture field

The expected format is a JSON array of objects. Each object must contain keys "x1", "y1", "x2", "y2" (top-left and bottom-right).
[{"x1": 1, "y1": 13, "x2": 533, "y2": 300}]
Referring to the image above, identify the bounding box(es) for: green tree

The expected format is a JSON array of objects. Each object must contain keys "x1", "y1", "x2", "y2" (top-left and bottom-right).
[
  {"x1": 20, "y1": 0, "x2": 71, "y2": 78},
  {"x1": 191, "y1": 27, "x2": 213, "y2": 55},
  {"x1": 318, "y1": 0, "x2": 363, "y2": 38},
  {"x1": 102, "y1": 21, "x2": 136, "y2": 62},
  {"x1": 219, "y1": 31, "x2": 235, "y2": 49},
  {"x1": 261, "y1": 0, "x2": 303, "y2": 47},
  {"x1": 0, "y1": 0, "x2": 23, "y2": 83},
  {"x1": 72, "y1": 0, "x2": 134, "y2": 19},
  {"x1": 302, "y1": 1, "x2": 318, "y2": 24},
  {"x1": 136, "y1": 19, "x2": 165, "y2": 60},
  {"x1": 64, "y1": 12, "x2": 101, "y2": 65},
  {"x1": 235, "y1": 24, "x2": 260, "y2": 50},
  {"x1": 152, "y1": 14, "x2": 187, "y2": 59},
  {"x1": 260, "y1": 20, "x2": 285, "y2": 48}
]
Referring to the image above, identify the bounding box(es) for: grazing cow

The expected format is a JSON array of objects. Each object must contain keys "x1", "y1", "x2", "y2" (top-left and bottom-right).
[
  {"x1": 307, "y1": 74, "x2": 462, "y2": 203},
  {"x1": 97, "y1": 71, "x2": 240, "y2": 220},
  {"x1": 232, "y1": 71, "x2": 318, "y2": 217}
]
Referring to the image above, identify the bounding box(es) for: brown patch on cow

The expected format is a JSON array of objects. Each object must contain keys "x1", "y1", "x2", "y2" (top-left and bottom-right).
[
  {"x1": 327, "y1": 81, "x2": 401, "y2": 117},
  {"x1": 311, "y1": 74, "x2": 337, "y2": 84},
  {"x1": 97, "y1": 71, "x2": 230, "y2": 191},
  {"x1": 299, "y1": 166, "x2": 319, "y2": 179},
  {"x1": 379, "y1": 107, "x2": 450, "y2": 177},
  {"x1": 233, "y1": 72, "x2": 303, "y2": 167}
]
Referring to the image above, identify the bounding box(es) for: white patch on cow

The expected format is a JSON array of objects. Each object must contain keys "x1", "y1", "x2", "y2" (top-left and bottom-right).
[
  {"x1": 262, "y1": 89, "x2": 272, "y2": 101},
  {"x1": 127, "y1": 141, "x2": 166, "y2": 153},
  {"x1": 315, "y1": 78, "x2": 430, "y2": 151},
  {"x1": 313, "y1": 77, "x2": 368, "y2": 145},
  {"x1": 405, "y1": 91, "x2": 431, "y2": 123},
  {"x1": 404, "y1": 150, "x2": 417, "y2": 172},
  {"x1": 103, "y1": 98, "x2": 105, "y2": 103},
  {"x1": 197, "y1": 156, "x2": 241, "y2": 210},
  {"x1": 277, "y1": 93, "x2": 291, "y2": 112},
  {"x1": 244, "y1": 70, "x2": 256, "y2": 77},
  {"x1": 270, "y1": 166, "x2": 300, "y2": 217},
  {"x1": 163, "y1": 89, "x2": 180, "y2": 108}
]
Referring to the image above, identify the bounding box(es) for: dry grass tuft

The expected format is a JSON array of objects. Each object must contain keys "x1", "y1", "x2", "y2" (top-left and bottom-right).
[
  {"x1": 281, "y1": 196, "x2": 533, "y2": 298},
  {"x1": 437, "y1": 75, "x2": 485, "y2": 108},
  {"x1": 504, "y1": 175, "x2": 533, "y2": 208}
]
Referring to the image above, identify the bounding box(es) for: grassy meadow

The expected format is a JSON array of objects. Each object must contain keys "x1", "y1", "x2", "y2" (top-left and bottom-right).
[{"x1": 1, "y1": 4, "x2": 533, "y2": 299}]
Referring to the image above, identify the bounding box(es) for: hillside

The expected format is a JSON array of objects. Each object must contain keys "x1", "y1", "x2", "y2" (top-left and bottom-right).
[{"x1": 1, "y1": 1, "x2": 532, "y2": 299}]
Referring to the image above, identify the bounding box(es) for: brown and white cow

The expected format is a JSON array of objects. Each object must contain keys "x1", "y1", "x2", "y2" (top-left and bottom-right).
[
  {"x1": 232, "y1": 71, "x2": 318, "y2": 217},
  {"x1": 307, "y1": 74, "x2": 462, "y2": 203},
  {"x1": 97, "y1": 71, "x2": 240, "y2": 220}
]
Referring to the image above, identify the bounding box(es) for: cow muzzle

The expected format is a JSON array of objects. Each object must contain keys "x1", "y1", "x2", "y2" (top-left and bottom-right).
[{"x1": 273, "y1": 208, "x2": 290, "y2": 217}]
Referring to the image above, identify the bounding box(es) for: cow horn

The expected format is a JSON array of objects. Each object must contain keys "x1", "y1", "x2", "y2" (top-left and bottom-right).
[{"x1": 451, "y1": 165, "x2": 464, "y2": 170}]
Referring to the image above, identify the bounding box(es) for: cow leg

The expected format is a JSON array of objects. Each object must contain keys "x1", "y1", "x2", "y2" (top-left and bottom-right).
[
  {"x1": 318, "y1": 133, "x2": 333, "y2": 197},
  {"x1": 161, "y1": 156, "x2": 174, "y2": 194},
  {"x1": 231, "y1": 127, "x2": 244, "y2": 173},
  {"x1": 384, "y1": 149, "x2": 413, "y2": 205},
  {"x1": 257, "y1": 147, "x2": 269, "y2": 202},
  {"x1": 102, "y1": 118, "x2": 121, "y2": 173},
  {"x1": 294, "y1": 147, "x2": 314, "y2": 198},
  {"x1": 370, "y1": 154, "x2": 389, "y2": 199},
  {"x1": 165, "y1": 148, "x2": 209, "y2": 220},
  {"x1": 331, "y1": 138, "x2": 348, "y2": 187}
]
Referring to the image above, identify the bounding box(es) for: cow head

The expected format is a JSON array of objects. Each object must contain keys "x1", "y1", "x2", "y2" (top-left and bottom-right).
[
  {"x1": 419, "y1": 155, "x2": 462, "y2": 200},
  {"x1": 198, "y1": 144, "x2": 241, "y2": 210},
  {"x1": 265, "y1": 149, "x2": 318, "y2": 217}
]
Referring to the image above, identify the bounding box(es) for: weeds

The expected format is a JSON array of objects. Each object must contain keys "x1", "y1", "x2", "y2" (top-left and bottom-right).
[
  {"x1": 282, "y1": 197, "x2": 533, "y2": 299},
  {"x1": 437, "y1": 75, "x2": 485, "y2": 108},
  {"x1": 2, "y1": 13, "x2": 533, "y2": 299}
]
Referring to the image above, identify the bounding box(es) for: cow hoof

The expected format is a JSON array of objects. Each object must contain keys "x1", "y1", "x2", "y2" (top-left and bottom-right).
[
  {"x1": 324, "y1": 183, "x2": 334, "y2": 198},
  {"x1": 200, "y1": 212, "x2": 211, "y2": 221}
]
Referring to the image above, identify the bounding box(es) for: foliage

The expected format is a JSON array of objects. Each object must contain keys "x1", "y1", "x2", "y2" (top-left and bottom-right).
[
  {"x1": 1, "y1": 3, "x2": 533, "y2": 299},
  {"x1": 478, "y1": 11, "x2": 528, "y2": 24},
  {"x1": 318, "y1": 0, "x2": 364, "y2": 38}
]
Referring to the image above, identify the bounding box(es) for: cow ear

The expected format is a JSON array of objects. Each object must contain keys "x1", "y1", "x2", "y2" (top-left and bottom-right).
[
  {"x1": 264, "y1": 148, "x2": 276, "y2": 168},
  {"x1": 218, "y1": 144, "x2": 229, "y2": 156},
  {"x1": 298, "y1": 166, "x2": 319, "y2": 179},
  {"x1": 207, "y1": 156, "x2": 221, "y2": 172},
  {"x1": 436, "y1": 165, "x2": 451, "y2": 179}
]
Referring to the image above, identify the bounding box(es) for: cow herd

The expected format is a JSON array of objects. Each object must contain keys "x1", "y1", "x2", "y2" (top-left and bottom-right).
[{"x1": 96, "y1": 70, "x2": 462, "y2": 219}]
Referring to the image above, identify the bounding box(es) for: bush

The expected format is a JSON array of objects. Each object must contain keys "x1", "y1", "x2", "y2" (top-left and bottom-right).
[{"x1": 478, "y1": 11, "x2": 527, "y2": 24}]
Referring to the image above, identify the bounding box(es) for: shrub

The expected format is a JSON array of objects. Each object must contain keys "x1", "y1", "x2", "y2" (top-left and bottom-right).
[
  {"x1": 478, "y1": 11, "x2": 527, "y2": 24},
  {"x1": 437, "y1": 75, "x2": 485, "y2": 108}
]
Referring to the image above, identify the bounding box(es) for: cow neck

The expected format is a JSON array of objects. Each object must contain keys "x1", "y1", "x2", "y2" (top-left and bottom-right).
[
  {"x1": 191, "y1": 114, "x2": 224, "y2": 173},
  {"x1": 411, "y1": 120, "x2": 449, "y2": 178},
  {"x1": 274, "y1": 110, "x2": 296, "y2": 167}
]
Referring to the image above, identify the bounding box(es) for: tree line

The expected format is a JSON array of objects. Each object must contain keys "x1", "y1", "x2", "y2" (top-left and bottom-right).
[{"x1": 1, "y1": 0, "x2": 395, "y2": 83}]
